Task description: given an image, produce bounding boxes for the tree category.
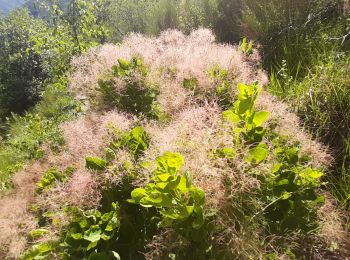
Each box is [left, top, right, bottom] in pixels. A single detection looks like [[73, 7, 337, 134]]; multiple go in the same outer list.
[[0, 9, 49, 120], [214, 0, 243, 42]]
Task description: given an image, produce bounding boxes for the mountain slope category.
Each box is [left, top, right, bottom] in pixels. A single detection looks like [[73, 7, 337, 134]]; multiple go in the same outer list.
[[0, 0, 25, 14]]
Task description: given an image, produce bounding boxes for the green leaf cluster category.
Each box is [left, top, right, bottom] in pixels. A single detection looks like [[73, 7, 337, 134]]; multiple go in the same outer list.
[[36, 167, 74, 194], [111, 126, 150, 159], [112, 57, 147, 78], [208, 65, 233, 108], [218, 82, 269, 165], [218, 82, 324, 234], [59, 203, 120, 259], [20, 241, 57, 260], [128, 152, 205, 229], [86, 156, 108, 171], [240, 37, 254, 56], [223, 82, 270, 145], [28, 228, 50, 240], [98, 57, 165, 119], [262, 139, 324, 232], [85, 126, 149, 175], [182, 77, 199, 91], [22, 203, 121, 260]]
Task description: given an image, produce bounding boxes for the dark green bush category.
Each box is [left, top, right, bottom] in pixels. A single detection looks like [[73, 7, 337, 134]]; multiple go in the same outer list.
[[98, 57, 165, 120], [0, 9, 49, 119], [208, 65, 235, 109]]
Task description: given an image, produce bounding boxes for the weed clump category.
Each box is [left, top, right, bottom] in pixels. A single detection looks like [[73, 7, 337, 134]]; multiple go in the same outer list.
[[97, 57, 166, 120], [36, 167, 74, 194]]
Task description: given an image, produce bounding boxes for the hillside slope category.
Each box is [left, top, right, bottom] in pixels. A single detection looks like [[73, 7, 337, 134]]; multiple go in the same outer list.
[[0, 29, 348, 259], [0, 0, 25, 14]]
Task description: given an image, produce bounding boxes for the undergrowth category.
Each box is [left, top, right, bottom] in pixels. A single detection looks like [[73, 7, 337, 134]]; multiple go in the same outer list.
[[268, 51, 350, 211], [97, 57, 166, 120], [21, 81, 331, 259], [0, 79, 80, 190]]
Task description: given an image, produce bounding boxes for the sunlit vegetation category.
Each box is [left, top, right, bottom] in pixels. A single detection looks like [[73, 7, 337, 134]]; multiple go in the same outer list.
[[0, 0, 349, 259]]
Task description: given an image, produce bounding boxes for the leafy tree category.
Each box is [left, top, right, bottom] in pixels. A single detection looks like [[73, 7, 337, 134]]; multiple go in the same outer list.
[[33, 0, 109, 53], [214, 0, 243, 42], [101, 0, 158, 42], [0, 9, 49, 120], [150, 0, 179, 33], [178, 0, 219, 34]]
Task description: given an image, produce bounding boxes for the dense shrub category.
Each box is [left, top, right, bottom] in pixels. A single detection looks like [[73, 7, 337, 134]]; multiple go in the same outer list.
[[269, 52, 350, 210], [23, 124, 206, 259], [222, 82, 324, 233], [0, 17, 348, 258], [240, 0, 350, 211], [98, 57, 165, 120], [0, 80, 80, 189], [0, 9, 49, 119], [21, 82, 332, 259]]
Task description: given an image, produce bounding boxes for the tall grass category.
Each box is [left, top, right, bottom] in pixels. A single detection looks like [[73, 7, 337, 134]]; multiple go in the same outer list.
[[239, 0, 350, 210]]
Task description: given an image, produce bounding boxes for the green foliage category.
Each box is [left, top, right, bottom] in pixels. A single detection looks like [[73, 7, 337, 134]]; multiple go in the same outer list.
[[28, 228, 50, 240], [36, 0, 109, 53], [212, 147, 236, 159], [241, 0, 346, 75], [36, 80, 81, 119], [22, 203, 121, 259], [84, 126, 149, 174], [20, 241, 58, 260], [4, 82, 79, 158], [60, 203, 120, 259], [0, 146, 23, 189], [3, 1, 349, 258], [7, 114, 62, 158], [260, 136, 325, 232], [99, 0, 158, 41], [239, 37, 253, 56], [177, 0, 219, 34], [246, 143, 268, 164], [241, 0, 349, 218], [223, 82, 270, 144], [36, 167, 74, 194], [208, 65, 235, 108], [0, 80, 80, 190], [86, 156, 108, 171], [98, 57, 165, 120], [128, 152, 206, 232], [112, 57, 147, 78], [111, 126, 150, 159], [0, 1, 101, 119], [182, 77, 199, 91], [150, 0, 179, 33], [220, 82, 323, 235], [0, 9, 49, 119], [268, 47, 350, 211]]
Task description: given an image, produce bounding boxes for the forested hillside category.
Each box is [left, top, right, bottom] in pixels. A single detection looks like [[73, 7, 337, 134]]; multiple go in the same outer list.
[[0, 1, 349, 259]]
